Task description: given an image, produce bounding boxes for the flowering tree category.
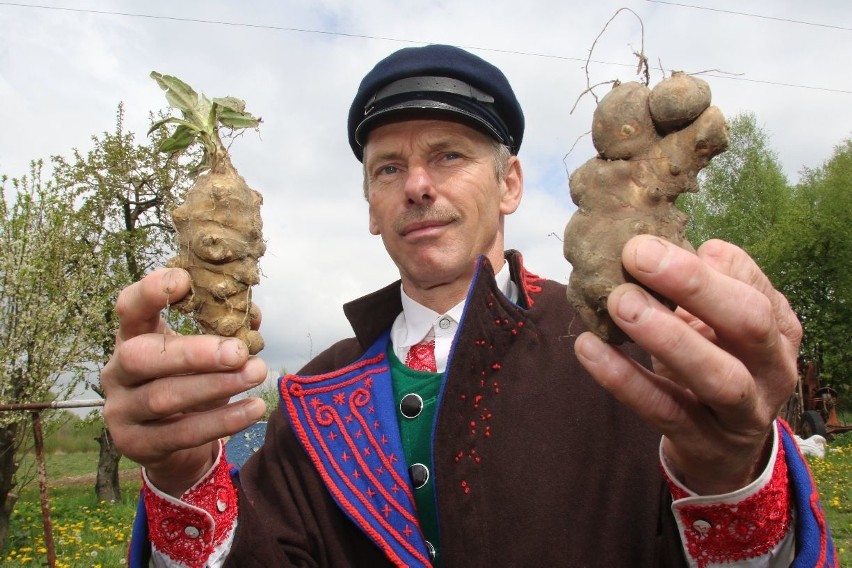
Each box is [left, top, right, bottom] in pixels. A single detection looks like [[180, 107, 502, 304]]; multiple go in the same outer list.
[[0, 162, 110, 551], [52, 104, 194, 503]]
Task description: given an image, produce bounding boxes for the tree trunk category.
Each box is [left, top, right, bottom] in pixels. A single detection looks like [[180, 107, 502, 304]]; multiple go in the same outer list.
[[0, 424, 20, 553], [0, 492, 18, 554], [95, 427, 122, 503]]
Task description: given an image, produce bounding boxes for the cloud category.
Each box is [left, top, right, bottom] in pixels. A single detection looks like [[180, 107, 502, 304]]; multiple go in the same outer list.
[[1, 0, 850, 377]]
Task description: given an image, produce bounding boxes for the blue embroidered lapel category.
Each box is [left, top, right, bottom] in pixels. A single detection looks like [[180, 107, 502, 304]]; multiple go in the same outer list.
[[279, 331, 431, 567]]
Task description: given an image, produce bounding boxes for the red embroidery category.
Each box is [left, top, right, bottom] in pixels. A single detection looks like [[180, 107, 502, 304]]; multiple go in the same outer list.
[[144, 441, 237, 567], [519, 263, 543, 307], [670, 439, 791, 568]]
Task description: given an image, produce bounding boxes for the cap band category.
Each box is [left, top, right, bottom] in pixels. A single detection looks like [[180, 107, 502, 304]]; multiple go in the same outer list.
[[356, 75, 511, 149], [365, 76, 495, 113]]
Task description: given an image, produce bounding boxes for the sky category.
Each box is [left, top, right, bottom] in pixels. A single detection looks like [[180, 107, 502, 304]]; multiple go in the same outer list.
[[1, 0, 850, 388]]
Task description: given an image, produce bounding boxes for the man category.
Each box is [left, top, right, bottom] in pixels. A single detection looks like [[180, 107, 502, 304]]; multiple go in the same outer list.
[[103, 45, 836, 567]]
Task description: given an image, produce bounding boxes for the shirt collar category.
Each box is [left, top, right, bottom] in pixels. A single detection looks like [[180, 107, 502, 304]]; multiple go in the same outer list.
[[397, 261, 517, 348]]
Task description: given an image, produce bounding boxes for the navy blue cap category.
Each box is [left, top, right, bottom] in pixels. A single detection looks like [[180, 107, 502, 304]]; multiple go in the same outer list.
[[348, 44, 524, 162]]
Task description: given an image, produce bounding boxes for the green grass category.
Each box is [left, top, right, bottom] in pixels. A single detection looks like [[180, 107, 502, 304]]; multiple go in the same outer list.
[[2, 453, 140, 568], [16, 452, 137, 484], [0, 434, 849, 566], [808, 431, 852, 565]]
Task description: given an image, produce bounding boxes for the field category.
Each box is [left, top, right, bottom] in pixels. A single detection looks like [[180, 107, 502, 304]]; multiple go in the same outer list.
[[0, 432, 850, 566], [1, 452, 140, 567]]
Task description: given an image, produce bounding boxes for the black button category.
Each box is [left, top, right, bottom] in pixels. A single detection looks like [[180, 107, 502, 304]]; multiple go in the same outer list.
[[400, 393, 423, 419], [409, 463, 429, 489]]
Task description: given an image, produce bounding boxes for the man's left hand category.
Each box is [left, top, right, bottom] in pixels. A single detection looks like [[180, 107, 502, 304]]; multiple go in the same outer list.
[[574, 234, 802, 495]]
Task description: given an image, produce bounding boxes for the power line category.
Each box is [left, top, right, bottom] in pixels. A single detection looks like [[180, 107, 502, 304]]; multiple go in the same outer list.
[[645, 0, 852, 32], [1, 1, 850, 95]]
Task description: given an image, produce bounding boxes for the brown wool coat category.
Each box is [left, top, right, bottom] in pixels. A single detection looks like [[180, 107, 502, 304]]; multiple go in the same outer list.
[[225, 252, 688, 567]]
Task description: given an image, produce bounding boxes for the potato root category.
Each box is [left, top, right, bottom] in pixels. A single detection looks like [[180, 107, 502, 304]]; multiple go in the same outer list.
[[150, 72, 266, 354], [563, 72, 729, 343]]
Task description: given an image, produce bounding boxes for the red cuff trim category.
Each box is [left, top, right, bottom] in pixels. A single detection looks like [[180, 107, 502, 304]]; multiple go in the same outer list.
[[667, 438, 791, 568], [144, 441, 237, 567]]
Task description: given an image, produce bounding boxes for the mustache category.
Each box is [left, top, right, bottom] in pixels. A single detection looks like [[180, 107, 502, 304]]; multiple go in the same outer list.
[[392, 205, 461, 233]]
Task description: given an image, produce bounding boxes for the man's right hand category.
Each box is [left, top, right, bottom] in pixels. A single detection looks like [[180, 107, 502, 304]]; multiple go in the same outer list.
[[101, 268, 268, 497]]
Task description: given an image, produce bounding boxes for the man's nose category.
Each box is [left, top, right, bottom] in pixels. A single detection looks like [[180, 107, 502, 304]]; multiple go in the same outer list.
[[404, 166, 436, 204]]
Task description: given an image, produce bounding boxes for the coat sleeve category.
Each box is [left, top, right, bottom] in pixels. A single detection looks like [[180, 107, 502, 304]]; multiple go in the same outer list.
[[662, 420, 838, 567]]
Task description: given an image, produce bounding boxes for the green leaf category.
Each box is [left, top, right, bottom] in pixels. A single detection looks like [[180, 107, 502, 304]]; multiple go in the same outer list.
[[158, 124, 197, 154], [218, 109, 262, 130], [213, 96, 247, 113], [198, 94, 214, 125], [150, 71, 200, 115], [147, 117, 177, 136]]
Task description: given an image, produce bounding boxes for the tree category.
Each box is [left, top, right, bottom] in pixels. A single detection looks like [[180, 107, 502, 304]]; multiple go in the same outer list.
[[679, 113, 852, 393], [52, 104, 195, 502], [0, 162, 110, 551], [679, 112, 791, 261], [761, 140, 852, 391]]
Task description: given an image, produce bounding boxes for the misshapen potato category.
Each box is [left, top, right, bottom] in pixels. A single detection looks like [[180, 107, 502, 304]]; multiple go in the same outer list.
[[168, 166, 265, 354], [563, 73, 729, 343]]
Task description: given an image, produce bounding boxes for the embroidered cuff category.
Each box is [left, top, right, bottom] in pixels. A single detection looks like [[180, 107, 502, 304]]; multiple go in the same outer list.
[[661, 422, 792, 567], [143, 440, 238, 568]]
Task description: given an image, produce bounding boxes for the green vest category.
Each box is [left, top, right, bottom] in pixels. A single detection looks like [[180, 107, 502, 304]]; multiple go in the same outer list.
[[388, 344, 443, 566]]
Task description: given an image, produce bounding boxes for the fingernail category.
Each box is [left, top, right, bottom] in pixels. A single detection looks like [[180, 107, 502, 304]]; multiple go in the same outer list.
[[228, 398, 265, 423], [616, 289, 651, 324], [219, 338, 247, 368], [634, 237, 670, 274], [575, 332, 606, 363], [243, 398, 266, 419], [161, 268, 183, 295]]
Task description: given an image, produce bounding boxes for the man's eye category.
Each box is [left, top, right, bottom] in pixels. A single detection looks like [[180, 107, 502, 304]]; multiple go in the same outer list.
[[380, 165, 398, 175], [443, 152, 461, 161]]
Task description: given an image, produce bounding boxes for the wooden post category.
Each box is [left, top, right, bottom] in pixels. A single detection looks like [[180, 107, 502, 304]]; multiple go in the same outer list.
[[31, 411, 56, 568], [0, 398, 104, 566]]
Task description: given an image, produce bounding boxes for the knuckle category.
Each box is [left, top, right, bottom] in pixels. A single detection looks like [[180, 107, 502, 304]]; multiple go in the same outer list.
[[712, 360, 752, 407], [163, 420, 206, 452], [738, 292, 775, 343], [146, 381, 178, 417]]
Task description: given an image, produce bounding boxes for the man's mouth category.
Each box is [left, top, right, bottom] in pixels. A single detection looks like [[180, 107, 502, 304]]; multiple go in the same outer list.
[[400, 219, 451, 236]]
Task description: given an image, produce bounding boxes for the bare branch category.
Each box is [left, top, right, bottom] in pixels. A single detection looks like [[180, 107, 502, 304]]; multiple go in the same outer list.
[[570, 81, 619, 115], [579, 8, 649, 106], [562, 130, 593, 177]]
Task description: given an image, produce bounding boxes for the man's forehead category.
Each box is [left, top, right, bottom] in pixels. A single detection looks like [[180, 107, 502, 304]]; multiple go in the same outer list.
[[363, 118, 493, 156]]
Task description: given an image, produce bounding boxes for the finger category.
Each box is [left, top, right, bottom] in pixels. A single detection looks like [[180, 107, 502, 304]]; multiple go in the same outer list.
[[574, 331, 694, 430], [622, 236, 783, 359], [606, 283, 758, 421], [697, 239, 802, 351], [622, 236, 800, 411], [647, 306, 715, 381], [113, 334, 253, 387], [117, 397, 267, 468], [115, 268, 191, 341], [127, 357, 267, 423], [104, 354, 266, 432]]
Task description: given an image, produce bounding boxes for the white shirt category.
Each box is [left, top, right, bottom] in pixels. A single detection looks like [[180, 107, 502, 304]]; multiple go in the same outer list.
[[390, 262, 518, 372]]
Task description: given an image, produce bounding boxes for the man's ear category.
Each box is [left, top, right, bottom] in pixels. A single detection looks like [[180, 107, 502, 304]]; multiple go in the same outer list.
[[368, 205, 381, 235], [499, 156, 523, 215]]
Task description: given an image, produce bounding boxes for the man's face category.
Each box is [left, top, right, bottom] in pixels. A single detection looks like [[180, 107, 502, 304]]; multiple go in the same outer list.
[[363, 119, 522, 309]]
